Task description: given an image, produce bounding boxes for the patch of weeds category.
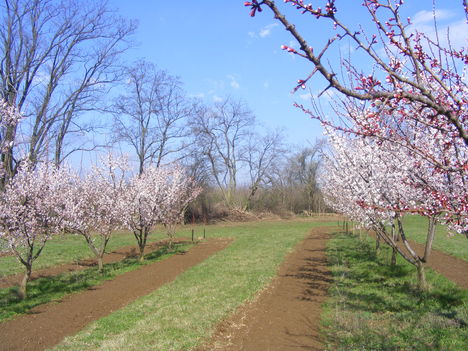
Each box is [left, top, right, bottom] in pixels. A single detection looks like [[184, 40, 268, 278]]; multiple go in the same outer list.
[[322, 232, 468, 351]]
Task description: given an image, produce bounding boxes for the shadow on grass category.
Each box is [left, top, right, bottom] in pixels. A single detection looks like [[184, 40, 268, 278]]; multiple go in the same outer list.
[[323, 232, 468, 351], [0, 243, 189, 322]]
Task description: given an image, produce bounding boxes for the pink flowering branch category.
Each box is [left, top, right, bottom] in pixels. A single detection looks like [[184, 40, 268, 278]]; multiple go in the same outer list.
[[246, 0, 468, 145]]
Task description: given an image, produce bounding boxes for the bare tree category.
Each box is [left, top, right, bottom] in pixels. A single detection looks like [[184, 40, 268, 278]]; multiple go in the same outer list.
[[243, 129, 285, 210], [287, 141, 325, 213], [111, 60, 191, 175], [0, 0, 135, 183], [192, 97, 255, 208]]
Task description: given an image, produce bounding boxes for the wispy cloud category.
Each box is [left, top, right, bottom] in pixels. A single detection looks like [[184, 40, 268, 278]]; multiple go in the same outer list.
[[259, 23, 279, 38], [227, 75, 240, 89], [299, 89, 336, 102], [188, 93, 205, 101], [411, 9, 455, 27], [299, 93, 313, 101], [213, 95, 223, 103], [248, 23, 279, 39], [408, 9, 466, 50]]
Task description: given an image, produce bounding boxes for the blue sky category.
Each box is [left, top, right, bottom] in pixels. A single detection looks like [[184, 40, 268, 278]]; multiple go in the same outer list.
[[107, 0, 467, 147]]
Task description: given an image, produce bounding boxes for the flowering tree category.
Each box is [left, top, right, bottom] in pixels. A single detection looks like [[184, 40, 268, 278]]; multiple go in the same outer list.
[[0, 163, 71, 299], [63, 154, 128, 272], [123, 165, 201, 261], [158, 165, 202, 245], [245, 0, 467, 234], [322, 129, 441, 289]]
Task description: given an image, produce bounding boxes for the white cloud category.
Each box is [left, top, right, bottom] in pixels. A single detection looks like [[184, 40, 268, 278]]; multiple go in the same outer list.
[[411, 9, 455, 27], [408, 9, 466, 50], [259, 23, 279, 38], [248, 23, 279, 39], [188, 92, 205, 99], [299, 93, 313, 101], [227, 75, 240, 89], [213, 95, 223, 103]]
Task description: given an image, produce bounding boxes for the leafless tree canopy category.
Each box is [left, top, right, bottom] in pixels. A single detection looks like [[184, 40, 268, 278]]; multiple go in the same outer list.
[[0, 0, 135, 184], [111, 60, 193, 175], [191, 97, 255, 208]]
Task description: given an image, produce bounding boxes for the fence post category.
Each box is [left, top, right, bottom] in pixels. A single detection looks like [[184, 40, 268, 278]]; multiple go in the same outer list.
[[191, 229, 194, 242]]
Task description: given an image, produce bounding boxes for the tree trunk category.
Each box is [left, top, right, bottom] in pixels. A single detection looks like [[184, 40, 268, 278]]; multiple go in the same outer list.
[[19, 264, 32, 300], [416, 261, 428, 291], [375, 234, 381, 256], [138, 227, 149, 262], [97, 256, 104, 272], [138, 242, 145, 262], [391, 219, 397, 266], [423, 217, 436, 263]]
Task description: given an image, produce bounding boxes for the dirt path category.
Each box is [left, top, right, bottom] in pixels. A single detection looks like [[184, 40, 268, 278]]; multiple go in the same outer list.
[[197, 226, 332, 351], [0, 239, 185, 289], [0, 238, 232, 351]]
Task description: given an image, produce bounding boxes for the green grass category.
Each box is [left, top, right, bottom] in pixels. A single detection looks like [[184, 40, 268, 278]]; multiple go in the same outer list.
[[0, 231, 166, 277], [49, 219, 333, 351], [322, 232, 468, 351], [401, 215, 468, 261], [0, 243, 191, 322]]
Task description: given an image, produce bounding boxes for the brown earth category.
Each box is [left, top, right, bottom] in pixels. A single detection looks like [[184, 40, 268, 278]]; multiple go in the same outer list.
[[1, 223, 466, 351], [197, 226, 333, 351], [0, 238, 232, 351], [0, 238, 184, 288], [419, 245, 468, 290]]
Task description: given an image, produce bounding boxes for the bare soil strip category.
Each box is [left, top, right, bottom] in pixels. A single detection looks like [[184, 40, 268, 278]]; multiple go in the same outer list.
[[0, 238, 186, 289], [0, 238, 232, 351], [197, 226, 332, 351]]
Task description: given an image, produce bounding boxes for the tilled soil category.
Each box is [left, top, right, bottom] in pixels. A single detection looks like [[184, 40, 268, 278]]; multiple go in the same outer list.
[[197, 226, 333, 351], [0, 239, 182, 288], [0, 238, 232, 351]]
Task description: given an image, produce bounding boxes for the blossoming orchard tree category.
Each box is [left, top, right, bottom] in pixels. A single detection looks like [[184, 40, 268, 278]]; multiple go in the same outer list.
[[159, 165, 203, 245], [322, 128, 443, 289], [245, 0, 467, 289], [0, 163, 71, 299], [123, 165, 201, 261], [245, 0, 467, 234], [63, 154, 128, 272]]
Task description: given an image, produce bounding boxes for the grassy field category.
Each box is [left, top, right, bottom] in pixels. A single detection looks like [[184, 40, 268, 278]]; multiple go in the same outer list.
[[48, 219, 333, 351], [0, 231, 167, 277], [401, 215, 468, 261], [0, 243, 192, 322], [322, 231, 468, 351]]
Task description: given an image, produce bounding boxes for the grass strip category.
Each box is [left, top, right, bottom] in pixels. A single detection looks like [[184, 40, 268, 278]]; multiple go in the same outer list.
[[50, 219, 333, 351], [0, 231, 166, 277], [0, 243, 192, 322], [322, 231, 468, 351]]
